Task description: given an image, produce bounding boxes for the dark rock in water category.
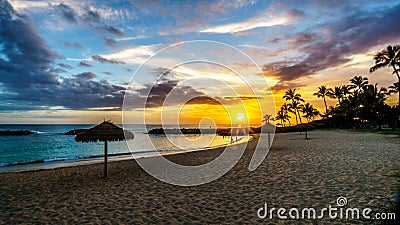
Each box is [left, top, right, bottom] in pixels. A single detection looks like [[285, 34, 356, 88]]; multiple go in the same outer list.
[[64, 129, 88, 135], [147, 128, 166, 134], [0, 130, 33, 136]]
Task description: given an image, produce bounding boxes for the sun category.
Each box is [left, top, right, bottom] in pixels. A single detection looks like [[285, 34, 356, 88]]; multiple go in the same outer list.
[[236, 113, 245, 121]]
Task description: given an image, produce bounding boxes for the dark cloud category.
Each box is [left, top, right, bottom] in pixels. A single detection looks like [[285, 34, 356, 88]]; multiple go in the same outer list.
[[78, 61, 93, 67], [91, 55, 125, 64], [0, 0, 60, 87], [271, 82, 306, 92], [263, 3, 400, 82], [54, 3, 78, 23], [285, 9, 305, 20], [185, 96, 223, 105], [13, 76, 125, 110], [125, 77, 254, 109], [138, 79, 180, 108], [104, 37, 119, 47], [103, 71, 113, 75], [84, 10, 101, 22], [49, 67, 67, 74], [125, 69, 249, 108], [224, 96, 262, 101], [58, 63, 73, 69], [52, 3, 124, 40], [0, 1, 125, 111], [128, 78, 205, 108], [151, 67, 171, 77], [4, 70, 125, 111], [75, 72, 96, 80], [63, 41, 83, 49], [267, 38, 281, 44], [185, 96, 251, 105], [288, 32, 320, 46], [103, 26, 124, 36]]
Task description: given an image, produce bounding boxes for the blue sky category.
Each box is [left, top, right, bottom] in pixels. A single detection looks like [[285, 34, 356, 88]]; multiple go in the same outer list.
[[0, 0, 400, 123]]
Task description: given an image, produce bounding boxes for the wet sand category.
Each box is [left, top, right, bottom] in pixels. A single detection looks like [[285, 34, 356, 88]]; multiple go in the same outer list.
[[1, 130, 399, 224]]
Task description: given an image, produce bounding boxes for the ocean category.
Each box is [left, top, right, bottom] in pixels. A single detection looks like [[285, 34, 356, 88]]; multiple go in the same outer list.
[[0, 124, 236, 168]]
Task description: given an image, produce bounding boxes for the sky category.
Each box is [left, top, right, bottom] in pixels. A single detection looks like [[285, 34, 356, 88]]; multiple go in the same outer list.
[[0, 0, 400, 124]]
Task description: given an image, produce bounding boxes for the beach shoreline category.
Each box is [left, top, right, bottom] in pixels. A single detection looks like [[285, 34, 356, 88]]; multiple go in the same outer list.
[[1, 130, 399, 224], [0, 135, 253, 174]]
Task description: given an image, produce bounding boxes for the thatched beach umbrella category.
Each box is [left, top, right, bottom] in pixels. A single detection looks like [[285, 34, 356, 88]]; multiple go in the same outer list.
[[75, 121, 134, 177], [295, 123, 316, 139]]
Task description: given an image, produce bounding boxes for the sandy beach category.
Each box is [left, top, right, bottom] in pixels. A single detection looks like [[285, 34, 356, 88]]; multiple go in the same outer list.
[[1, 130, 400, 224]]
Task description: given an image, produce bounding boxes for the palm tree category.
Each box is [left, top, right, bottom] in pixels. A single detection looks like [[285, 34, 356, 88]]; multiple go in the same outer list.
[[276, 104, 291, 127], [314, 85, 332, 127], [288, 101, 303, 124], [349, 76, 369, 93], [301, 103, 320, 122], [281, 103, 290, 113], [388, 82, 399, 95], [283, 89, 304, 124], [281, 103, 292, 126], [359, 84, 388, 128], [276, 110, 285, 127], [283, 89, 304, 103], [263, 114, 274, 124], [341, 85, 351, 100], [370, 45, 400, 128], [328, 86, 344, 104], [370, 45, 400, 77], [328, 86, 350, 128]]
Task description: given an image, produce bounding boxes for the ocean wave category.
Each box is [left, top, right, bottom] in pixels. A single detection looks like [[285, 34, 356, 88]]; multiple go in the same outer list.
[[31, 131, 64, 135], [44, 157, 72, 163], [31, 130, 45, 134]]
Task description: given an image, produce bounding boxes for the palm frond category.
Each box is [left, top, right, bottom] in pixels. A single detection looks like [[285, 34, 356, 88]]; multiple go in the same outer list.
[[370, 62, 389, 72]]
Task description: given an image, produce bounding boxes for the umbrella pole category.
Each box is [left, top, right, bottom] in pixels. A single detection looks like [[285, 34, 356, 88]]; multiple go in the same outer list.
[[104, 140, 108, 177]]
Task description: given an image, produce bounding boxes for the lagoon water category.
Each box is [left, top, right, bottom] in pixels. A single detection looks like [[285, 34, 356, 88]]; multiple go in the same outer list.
[[0, 124, 233, 167]]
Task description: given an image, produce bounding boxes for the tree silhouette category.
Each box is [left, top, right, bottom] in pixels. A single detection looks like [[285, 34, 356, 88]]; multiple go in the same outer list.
[[314, 85, 332, 128], [314, 76, 397, 128], [276, 103, 291, 127], [301, 103, 319, 122], [288, 101, 303, 125], [388, 82, 399, 95], [349, 76, 369, 93], [283, 89, 304, 125], [370, 45, 400, 128], [328, 86, 344, 104], [341, 85, 351, 100], [359, 84, 388, 128], [278, 74, 398, 130], [263, 114, 274, 124]]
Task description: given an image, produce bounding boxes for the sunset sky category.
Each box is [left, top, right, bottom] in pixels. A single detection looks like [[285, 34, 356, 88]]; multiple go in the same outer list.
[[1, 0, 400, 124]]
